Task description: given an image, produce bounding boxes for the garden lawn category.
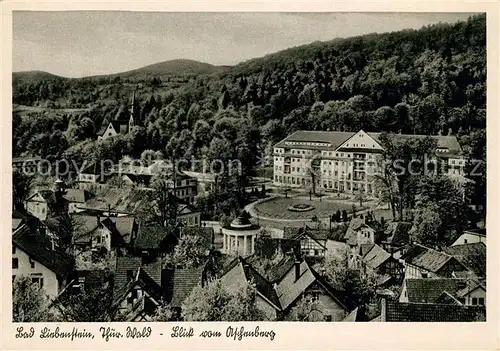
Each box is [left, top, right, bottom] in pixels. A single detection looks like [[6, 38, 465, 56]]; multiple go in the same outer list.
[[253, 197, 363, 220]]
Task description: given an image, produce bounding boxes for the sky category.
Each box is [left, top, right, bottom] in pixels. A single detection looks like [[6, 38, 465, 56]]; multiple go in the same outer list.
[[13, 12, 477, 78]]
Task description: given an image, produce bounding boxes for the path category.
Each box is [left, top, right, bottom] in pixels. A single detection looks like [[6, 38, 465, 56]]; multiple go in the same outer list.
[[244, 193, 385, 227]]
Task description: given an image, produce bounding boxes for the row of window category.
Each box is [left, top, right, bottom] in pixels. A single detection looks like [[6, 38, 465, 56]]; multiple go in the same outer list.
[[12, 256, 36, 269], [274, 175, 372, 192], [284, 141, 329, 147], [471, 297, 485, 305], [274, 148, 314, 155]]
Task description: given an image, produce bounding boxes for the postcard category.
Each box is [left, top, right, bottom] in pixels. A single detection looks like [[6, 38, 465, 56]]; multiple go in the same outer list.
[[1, 1, 498, 350]]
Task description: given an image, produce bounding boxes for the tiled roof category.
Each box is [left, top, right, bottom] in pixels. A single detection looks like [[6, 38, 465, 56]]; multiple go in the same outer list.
[[86, 187, 197, 219], [274, 131, 354, 150], [456, 278, 486, 297], [221, 257, 281, 310], [383, 221, 412, 245], [142, 260, 162, 286], [275, 260, 316, 310], [443, 243, 486, 278], [283, 227, 328, 247], [243, 261, 282, 309], [384, 301, 485, 322], [274, 130, 463, 156], [435, 291, 463, 305], [112, 268, 164, 308], [12, 223, 73, 277], [362, 244, 391, 270], [359, 243, 374, 257], [221, 256, 347, 313], [401, 244, 456, 273], [113, 256, 142, 299], [134, 225, 174, 250], [102, 216, 136, 245], [73, 214, 101, 235], [404, 278, 464, 303], [62, 189, 89, 203], [266, 256, 296, 283], [170, 266, 204, 308]]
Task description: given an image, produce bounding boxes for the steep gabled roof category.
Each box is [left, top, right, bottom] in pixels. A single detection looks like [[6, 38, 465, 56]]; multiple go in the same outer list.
[[169, 266, 204, 308], [435, 290, 463, 305], [402, 244, 462, 273], [284, 226, 329, 242], [267, 256, 297, 283], [274, 131, 463, 156], [362, 244, 391, 270], [456, 278, 486, 297], [275, 259, 347, 312], [274, 131, 355, 150], [383, 221, 412, 245], [12, 223, 73, 277], [134, 225, 175, 250], [404, 278, 464, 303], [443, 243, 486, 278], [221, 257, 282, 311], [102, 216, 136, 245]]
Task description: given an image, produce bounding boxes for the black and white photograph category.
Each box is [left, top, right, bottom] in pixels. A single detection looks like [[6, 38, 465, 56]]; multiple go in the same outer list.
[[10, 10, 488, 325]]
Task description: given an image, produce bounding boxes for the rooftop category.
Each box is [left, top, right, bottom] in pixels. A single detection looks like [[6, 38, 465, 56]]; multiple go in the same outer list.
[[361, 244, 391, 270], [404, 278, 465, 303], [274, 130, 463, 156], [169, 266, 205, 308], [384, 301, 485, 322], [401, 244, 462, 273], [13, 223, 73, 277], [443, 242, 486, 278]]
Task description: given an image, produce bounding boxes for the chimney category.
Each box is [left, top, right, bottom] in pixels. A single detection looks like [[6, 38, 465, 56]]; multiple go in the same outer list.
[[294, 260, 301, 282], [380, 298, 387, 322]]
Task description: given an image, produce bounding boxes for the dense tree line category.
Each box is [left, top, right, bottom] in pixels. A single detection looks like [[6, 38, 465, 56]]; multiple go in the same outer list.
[[12, 15, 486, 216]]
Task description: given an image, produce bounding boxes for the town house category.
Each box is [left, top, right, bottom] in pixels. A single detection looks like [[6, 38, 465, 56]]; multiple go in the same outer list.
[[12, 217, 74, 300]]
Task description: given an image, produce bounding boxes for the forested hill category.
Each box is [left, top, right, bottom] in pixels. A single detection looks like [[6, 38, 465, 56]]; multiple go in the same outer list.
[[13, 14, 485, 173]]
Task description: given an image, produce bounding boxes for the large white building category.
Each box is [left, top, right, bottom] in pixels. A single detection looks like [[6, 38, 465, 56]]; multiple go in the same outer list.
[[273, 129, 465, 196]]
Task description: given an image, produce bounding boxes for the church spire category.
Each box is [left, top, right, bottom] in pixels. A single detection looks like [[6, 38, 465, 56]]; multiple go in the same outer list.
[[129, 86, 137, 130]]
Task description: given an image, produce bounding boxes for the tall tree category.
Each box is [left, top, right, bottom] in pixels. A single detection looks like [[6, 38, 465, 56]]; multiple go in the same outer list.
[[12, 276, 51, 322], [377, 133, 437, 220], [13, 169, 33, 212], [181, 279, 268, 321]]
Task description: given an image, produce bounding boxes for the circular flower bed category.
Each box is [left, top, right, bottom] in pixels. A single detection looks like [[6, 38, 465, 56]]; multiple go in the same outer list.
[[287, 203, 315, 212]]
